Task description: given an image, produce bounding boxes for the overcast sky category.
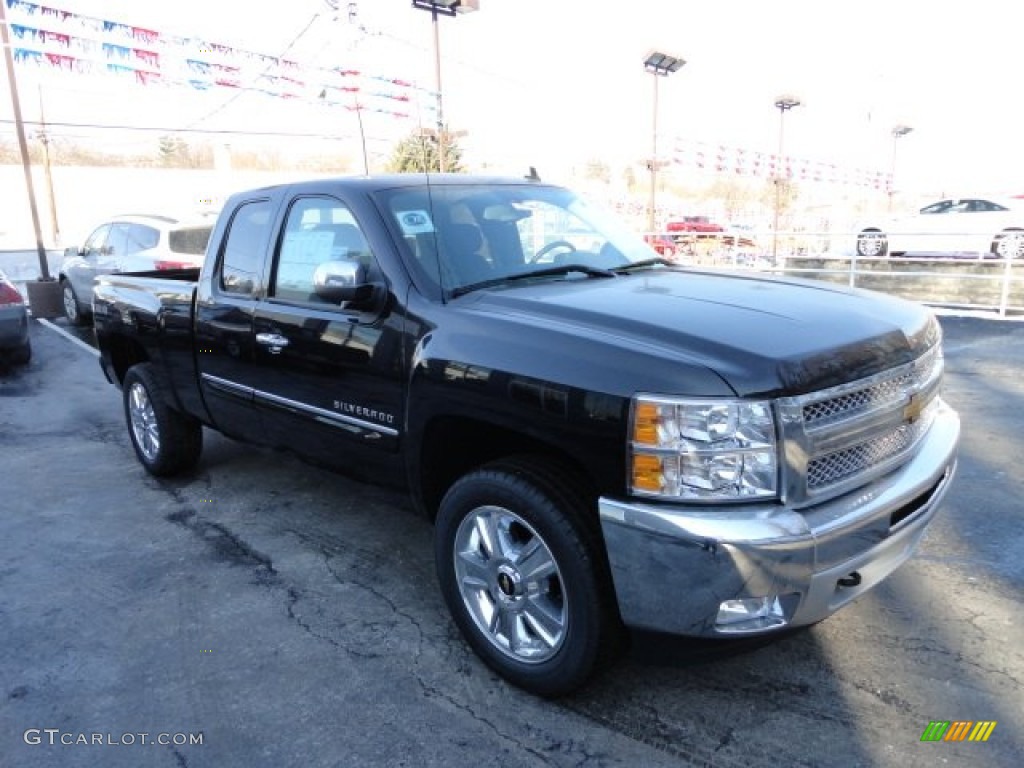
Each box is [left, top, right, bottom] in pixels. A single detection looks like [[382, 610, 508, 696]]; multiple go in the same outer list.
[[4, 0, 1023, 194]]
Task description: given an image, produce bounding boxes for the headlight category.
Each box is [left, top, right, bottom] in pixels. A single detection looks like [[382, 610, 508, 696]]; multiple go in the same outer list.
[[630, 395, 778, 501]]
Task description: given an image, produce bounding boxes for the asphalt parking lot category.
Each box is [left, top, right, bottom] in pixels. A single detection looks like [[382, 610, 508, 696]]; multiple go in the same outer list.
[[1, 313, 1021, 768]]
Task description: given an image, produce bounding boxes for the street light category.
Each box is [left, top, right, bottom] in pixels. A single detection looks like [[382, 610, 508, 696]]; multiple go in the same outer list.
[[412, 0, 479, 172], [643, 50, 686, 234], [772, 94, 801, 261], [889, 124, 913, 212]]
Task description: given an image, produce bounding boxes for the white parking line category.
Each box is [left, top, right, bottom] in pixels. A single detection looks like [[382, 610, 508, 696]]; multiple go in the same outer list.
[[37, 318, 100, 358]]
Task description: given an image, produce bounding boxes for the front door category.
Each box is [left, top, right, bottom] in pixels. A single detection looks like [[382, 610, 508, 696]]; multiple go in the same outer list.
[[250, 194, 405, 479]]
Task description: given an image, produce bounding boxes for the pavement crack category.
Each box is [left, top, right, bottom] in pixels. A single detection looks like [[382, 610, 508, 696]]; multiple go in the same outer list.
[[165, 509, 277, 583], [714, 726, 735, 752], [418, 681, 557, 766]]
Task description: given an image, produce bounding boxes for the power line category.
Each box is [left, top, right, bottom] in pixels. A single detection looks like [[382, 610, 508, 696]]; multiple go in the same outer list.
[[0, 117, 393, 143], [184, 12, 322, 129]]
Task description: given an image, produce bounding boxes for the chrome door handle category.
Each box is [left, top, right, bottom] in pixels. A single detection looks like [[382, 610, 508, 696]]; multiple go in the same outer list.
[[256, 333, 290, 354]]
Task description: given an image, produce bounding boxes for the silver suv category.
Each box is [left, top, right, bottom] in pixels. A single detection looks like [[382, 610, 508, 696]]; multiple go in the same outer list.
[[59, 214, 213, 325]]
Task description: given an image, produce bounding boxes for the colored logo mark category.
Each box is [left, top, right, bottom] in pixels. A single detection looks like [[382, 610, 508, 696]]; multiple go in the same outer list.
[[921, 721, 997, 742]]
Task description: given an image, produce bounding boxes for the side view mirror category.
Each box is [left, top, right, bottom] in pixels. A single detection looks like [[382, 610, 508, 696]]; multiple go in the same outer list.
[[312, 260, 383, 310]]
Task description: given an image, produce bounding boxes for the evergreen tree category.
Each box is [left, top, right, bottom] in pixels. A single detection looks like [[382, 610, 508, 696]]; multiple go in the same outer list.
[[387, 128, 465, 173]]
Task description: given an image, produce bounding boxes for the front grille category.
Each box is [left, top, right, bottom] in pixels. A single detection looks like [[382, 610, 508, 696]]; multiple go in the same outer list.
[[778, 344, 944, 503], [802, 345, 939, 429], [806, 402, 936, 489]]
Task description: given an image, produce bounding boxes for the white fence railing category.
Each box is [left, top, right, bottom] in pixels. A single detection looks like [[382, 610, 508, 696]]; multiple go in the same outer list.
[[647, 229, 1024, 318]]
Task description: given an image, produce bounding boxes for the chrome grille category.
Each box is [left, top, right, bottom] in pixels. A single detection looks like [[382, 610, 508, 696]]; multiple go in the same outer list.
[[802, 345, 939, 429], [777, 342, 945, 504], [806, 403, 936, 489]]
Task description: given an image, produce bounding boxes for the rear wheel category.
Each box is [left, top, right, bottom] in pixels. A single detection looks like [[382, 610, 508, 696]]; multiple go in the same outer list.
[[123, 363, 202, 476], [10, 339, 31, 365], [992, 229, 1024, 259], [856, 230, 888, 258], [61, 279, 89, 326], [435, 456, 621, 697]]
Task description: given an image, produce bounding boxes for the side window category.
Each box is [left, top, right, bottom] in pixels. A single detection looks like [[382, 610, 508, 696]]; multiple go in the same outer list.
[[105, 224, 131, 257], [220, 200, 273, 297], [125, 224, 160, 253], [83, 224, 111, 256], [271, 197, 372, 305]]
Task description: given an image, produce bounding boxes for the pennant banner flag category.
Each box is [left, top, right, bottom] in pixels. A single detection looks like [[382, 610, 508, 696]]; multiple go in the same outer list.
[[4, 0, 436, 120], [669, 138, 893, 191]]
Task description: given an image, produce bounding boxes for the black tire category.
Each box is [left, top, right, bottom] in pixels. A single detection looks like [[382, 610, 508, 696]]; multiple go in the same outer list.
[[122, 363, 202, 476], [856, 230, 888, 258], [435, 456, 621, 697], [61, 279, 90, 326], [10, 339, 31, 365], [991, 230, 1024, 260]]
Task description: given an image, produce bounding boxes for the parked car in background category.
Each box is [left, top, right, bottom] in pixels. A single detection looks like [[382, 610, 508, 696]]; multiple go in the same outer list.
[[855, 197, 1024, 259], [59, 214, 214, 325], [666, 215, 725, 236], [643, 232, 678, 259], [0, 268, 31, 365]]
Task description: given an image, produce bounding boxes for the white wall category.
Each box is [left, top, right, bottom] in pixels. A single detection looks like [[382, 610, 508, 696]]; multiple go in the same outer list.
[[0, 165, 336, 249]]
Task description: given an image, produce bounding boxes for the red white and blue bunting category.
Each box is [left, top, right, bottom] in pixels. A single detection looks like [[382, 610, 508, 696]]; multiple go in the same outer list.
[[3, 0, 434, 119], [670, 139, 892, 191]]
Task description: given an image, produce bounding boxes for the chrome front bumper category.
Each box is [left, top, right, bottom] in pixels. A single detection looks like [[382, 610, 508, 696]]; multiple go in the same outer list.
[[599, 401, 960, 637]]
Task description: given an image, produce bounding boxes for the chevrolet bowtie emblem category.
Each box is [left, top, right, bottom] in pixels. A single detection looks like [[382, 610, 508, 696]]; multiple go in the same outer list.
[[904, 392, 926, 423]]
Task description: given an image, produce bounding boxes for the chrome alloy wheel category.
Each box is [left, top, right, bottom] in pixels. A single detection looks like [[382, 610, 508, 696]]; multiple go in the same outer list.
[[856, 231, 887, 257], [453, 505, 567, 663], [62, 283, 78, 321], [128, 381, 160, 462], [995, 231, 1024, 259]]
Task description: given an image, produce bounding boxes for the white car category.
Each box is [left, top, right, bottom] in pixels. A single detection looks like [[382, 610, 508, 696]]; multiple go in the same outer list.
[[855, 197, 1024, 259], [59, 214, 214, 325]]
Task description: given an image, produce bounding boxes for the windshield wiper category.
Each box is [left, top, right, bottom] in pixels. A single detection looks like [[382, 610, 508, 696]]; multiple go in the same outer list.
[[613, 257, 674, 273], [451, 263, 616, 297]]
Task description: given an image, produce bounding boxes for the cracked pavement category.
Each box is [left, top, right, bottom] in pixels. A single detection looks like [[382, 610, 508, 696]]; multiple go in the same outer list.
[[0, 314, 1021, 767]]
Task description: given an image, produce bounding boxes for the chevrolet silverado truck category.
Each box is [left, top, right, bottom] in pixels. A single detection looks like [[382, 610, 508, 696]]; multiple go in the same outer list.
[[93, 174, 960, 696]]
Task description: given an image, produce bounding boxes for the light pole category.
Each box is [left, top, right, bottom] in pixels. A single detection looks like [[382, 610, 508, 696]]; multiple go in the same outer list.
[[643, 50, 685, 234], [772, 94, 801, 261], [889, 124, 913, 212], [411, 0, 478, 172]]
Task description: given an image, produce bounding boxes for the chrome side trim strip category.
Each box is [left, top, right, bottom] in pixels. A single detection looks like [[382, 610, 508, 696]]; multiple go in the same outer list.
[[254, 388, 399, 437], [201, 372, 253, 399]]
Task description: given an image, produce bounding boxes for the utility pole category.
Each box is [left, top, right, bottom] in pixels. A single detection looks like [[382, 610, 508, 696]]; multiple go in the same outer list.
[[38, 87, 60, 245], [1, 0, 50, 279]]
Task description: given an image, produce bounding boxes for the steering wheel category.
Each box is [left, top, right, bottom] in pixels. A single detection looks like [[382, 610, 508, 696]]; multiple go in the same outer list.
[[530, 240, 577, 263]]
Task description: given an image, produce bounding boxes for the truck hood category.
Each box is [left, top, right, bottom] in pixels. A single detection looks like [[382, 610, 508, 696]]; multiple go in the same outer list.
[[456, 269, 939, 397]]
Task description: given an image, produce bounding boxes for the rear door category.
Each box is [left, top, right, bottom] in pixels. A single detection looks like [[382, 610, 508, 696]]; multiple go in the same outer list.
[[249, 193, 405, 473], [194, 197, 278, 443]]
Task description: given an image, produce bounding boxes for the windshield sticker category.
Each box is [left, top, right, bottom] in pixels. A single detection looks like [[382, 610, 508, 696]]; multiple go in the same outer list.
[[396, 210, 435, 235]]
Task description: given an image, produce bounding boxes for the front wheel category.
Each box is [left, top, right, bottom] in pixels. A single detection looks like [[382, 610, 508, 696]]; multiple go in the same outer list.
[[123, 363, 202, 476], [856, 230, 888, 258], [435, 457, 621, 697]]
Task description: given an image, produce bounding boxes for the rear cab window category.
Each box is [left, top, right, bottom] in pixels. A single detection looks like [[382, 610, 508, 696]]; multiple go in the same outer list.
[[218, 200, 274, 297]]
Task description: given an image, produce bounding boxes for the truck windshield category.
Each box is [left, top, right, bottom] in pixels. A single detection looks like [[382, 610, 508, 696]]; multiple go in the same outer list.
[[375, 183, 659, 296]]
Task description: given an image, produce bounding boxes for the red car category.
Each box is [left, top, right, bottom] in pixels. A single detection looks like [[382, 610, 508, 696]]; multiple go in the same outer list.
[[643, 233, 677, 258], [666, 216, 725, 235], [0, 269, 31, 365]]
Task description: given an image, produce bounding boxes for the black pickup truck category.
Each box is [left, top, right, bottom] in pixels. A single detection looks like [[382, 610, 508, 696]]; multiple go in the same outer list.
[[94, 174, 960, 696]]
